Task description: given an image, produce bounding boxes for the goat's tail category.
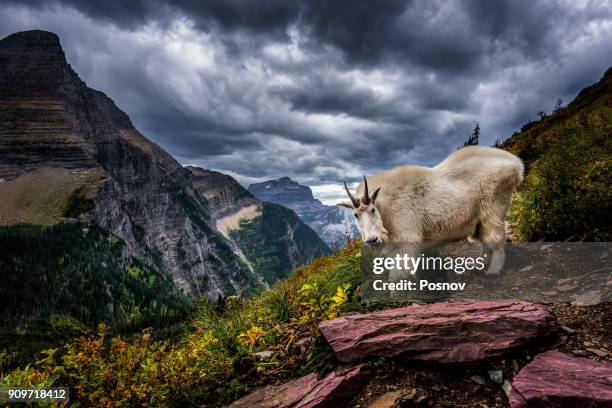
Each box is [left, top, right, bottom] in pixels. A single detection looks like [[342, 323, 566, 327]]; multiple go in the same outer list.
[[510, 155, 525, 187]]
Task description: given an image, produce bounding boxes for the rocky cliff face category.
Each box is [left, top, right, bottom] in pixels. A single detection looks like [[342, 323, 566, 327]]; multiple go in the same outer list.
[[248, 177, 359, 248], [188, 167, 259, 219], [189, 168, 330, 284], [0, 30, 256, 299]]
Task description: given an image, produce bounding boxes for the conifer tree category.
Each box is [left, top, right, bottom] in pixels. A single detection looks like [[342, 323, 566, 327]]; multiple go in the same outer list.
[[463, 122, 480, 146]]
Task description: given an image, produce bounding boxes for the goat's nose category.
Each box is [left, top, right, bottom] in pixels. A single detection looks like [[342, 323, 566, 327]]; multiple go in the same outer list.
[[365, 237, 380, 244]]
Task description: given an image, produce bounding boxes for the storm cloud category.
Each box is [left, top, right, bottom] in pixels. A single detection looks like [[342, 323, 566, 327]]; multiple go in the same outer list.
[[2, 0, 611, 203]]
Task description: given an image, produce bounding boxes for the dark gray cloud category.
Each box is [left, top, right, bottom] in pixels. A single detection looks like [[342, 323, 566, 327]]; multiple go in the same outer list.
[[1, 0, 612, 202]]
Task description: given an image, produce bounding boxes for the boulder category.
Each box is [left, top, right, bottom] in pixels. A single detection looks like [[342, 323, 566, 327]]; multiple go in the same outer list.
[[509, 350, 612, 407], [228, 364, 370, 408], [318, 301, 558, 363]]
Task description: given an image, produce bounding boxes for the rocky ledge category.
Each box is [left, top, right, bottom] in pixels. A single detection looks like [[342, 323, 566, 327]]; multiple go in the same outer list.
[[319, 301, 559, 363], [509, 350, 612, 407], [228, 364, 370, 408]]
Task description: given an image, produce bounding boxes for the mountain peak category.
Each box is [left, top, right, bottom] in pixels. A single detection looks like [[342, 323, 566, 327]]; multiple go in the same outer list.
[[248, 177, 359, 247], [1, 30, 60, 46], [0, 30, 65, 62], [249, 177, 315, 203], [0, 29, 77, 97], [0, 29, 261, 299]]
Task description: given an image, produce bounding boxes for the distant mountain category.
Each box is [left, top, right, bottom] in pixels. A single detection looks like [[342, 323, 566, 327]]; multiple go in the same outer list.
[[0, 30, 255, 301], [0, 30, 329, 355], [188, 168, 330, 284], [248, 177, 359, 248]]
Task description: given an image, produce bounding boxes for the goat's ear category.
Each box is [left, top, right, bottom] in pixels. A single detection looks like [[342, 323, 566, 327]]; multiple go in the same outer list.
[[371, 187, 381, 203], [337, 202, 354, 209]]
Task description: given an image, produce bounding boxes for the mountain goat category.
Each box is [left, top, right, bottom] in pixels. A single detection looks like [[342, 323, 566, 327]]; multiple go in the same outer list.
[[340, 146, 524, 275]]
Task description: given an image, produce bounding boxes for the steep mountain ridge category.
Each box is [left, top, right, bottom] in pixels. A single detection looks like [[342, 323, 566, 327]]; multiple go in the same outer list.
[[0, 30, 255, 300], [248, 177, 359, 248], [188, 167, 259, 219], [503, 67, 612, 169], [502, 67, 611, 241], [188, 167, 330, 284]]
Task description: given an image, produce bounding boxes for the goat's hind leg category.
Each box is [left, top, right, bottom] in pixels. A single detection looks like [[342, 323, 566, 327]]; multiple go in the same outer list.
[[479, 175, 515, 275], [467, 222, 487, 260], [480, 219, 507, 275], [485, 243, 505, 275]]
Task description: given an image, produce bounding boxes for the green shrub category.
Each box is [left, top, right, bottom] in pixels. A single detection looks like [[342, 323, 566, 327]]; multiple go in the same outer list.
[[62, 187, 95, 218], [510, 125, 611, 241]]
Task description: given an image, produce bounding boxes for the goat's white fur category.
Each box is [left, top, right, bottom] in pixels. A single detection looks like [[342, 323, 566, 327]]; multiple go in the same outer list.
[[354, 146, 524, 276]]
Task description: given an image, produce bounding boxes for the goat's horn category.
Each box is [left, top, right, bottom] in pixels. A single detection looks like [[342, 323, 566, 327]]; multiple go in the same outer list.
[[362, 176, 370, 205], [344, 182, 360, 208]]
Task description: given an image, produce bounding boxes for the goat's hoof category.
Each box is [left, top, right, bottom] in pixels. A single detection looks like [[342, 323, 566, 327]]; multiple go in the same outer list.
[[484, 268, 503, 276]]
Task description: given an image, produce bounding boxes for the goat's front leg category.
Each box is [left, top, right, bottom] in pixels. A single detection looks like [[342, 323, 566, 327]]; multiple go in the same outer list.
[[386, 242, 421, 282]]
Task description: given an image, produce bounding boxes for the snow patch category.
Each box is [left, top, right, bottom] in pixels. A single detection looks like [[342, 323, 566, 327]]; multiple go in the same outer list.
[[215, 204, 261, 238]]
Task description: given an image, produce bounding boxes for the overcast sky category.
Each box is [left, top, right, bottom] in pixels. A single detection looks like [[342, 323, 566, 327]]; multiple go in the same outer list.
[[2, 0, 612, 203]]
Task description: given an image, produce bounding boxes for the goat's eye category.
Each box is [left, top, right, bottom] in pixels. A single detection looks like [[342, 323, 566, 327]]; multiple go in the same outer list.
[[354, 213, 359, 219], [371, 208, 375, 214]]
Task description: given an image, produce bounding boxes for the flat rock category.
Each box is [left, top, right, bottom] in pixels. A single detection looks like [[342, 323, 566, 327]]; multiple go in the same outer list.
[[556, 283, 578, 292], [318, 301, 558, 364], [470, 375, 486, 385], [502, 380, 512, 397], [368, 390, 402, 408], [228, 364, 370, 408], [488, 370, 503, 384], [510, 350, 612, 407], [571, 289, 602, 306], [253, 350, 273, 361]]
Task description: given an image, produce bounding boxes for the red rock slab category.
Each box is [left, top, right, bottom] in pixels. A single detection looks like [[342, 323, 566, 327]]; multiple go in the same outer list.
[[228, 364, 370, 408], [318, 301, 558, 363], [510, 350, 612, 407]]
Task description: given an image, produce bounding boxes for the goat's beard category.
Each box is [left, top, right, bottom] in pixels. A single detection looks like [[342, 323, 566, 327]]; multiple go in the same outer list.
[[379, 226, 390, 243]]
